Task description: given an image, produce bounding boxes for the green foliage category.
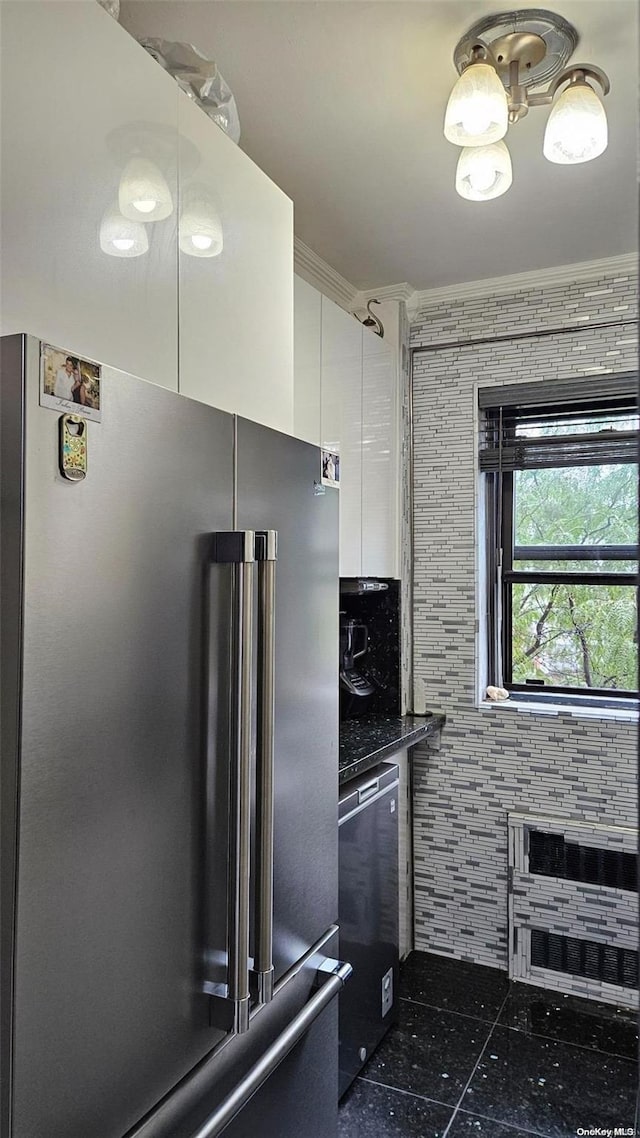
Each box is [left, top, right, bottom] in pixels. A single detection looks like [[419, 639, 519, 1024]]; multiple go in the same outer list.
[[510, 464, 638, 692]]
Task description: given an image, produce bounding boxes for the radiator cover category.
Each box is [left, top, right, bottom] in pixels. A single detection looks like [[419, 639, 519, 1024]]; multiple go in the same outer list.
[[508, 814, 638, 1009]]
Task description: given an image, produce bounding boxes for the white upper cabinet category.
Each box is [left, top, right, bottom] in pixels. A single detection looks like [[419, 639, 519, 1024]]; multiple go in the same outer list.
[[0, 0, 179, 391], [362, 332, 398, 577], [293, 276, 322, 446], [177, 92, 293, 433], [320, 299, 363, 578], [293, 278, 400, 578], [0, 0, 294, 432]]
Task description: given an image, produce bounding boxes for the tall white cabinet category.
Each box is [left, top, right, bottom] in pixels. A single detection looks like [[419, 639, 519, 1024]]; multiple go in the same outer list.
[[320, 300, 363, 577], [293, 276, 399, 578], [177, 91, 293, 432], [362, 331, 398, 577], [0, 0, 293, 434], [293, 276, 322, 446]]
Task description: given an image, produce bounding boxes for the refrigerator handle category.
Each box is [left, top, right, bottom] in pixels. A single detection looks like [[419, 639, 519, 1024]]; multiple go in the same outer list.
[[190, 957, 352, 1138], [208, 531, 255, 1036], [253, 530, 277, 1005]]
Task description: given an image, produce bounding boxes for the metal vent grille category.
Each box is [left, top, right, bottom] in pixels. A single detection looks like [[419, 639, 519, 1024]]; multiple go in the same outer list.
[[531, 929, 639, 989], [528, 830, 638, 892]]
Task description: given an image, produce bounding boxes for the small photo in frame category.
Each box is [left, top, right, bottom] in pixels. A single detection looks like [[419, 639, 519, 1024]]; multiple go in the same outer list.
[[40, 343, 102, 423], [321, 449, 340, 488]]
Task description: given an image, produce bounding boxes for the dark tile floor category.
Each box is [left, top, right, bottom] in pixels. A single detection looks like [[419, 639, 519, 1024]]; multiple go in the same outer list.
[[338, 950, 638, 1138]]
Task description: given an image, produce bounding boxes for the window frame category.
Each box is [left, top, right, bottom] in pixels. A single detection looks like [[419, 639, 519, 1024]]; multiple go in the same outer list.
[[482, 385, 639, 705]]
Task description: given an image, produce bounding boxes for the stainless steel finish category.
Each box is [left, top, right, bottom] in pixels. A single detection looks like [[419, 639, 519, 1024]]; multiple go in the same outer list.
[[254, 529, 277, 1006], [381, 966, 394, 1017], [0, 334, 26, 1138], [127, 925, 341, 1138], [545, 62, 610, 99], [491, 31, 547, 74], [7, 337, 236, 1138], [190, 955, 352, 1138], [232, 417, 238, 530], [358, 776, 381, 805], [236, 419, 339, 986], [4, 342, 341, 1138], [272, 923, 340, 995], [450, 10, 609, 134], [209, 532, 255, 1035], [453, 10, 578, 89], [338, 778, 399, 827], [339, 762, 400, 1098]]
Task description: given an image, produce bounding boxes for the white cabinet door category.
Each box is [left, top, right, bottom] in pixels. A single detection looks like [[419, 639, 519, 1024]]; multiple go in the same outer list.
[[293, 276, 322, 445], [320, 298, 362, 577], [177, 92, 294, 433], [362, 330, 398, 577], [0, 0, 179, 391]]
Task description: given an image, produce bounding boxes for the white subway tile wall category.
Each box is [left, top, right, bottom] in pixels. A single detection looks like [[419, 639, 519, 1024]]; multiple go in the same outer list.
[[409, 270, 638, 982]]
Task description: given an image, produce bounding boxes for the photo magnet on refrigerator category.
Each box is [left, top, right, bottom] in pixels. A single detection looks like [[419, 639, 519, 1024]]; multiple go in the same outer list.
[[40, 342, 102, 423], [321, 449, 340, 488]]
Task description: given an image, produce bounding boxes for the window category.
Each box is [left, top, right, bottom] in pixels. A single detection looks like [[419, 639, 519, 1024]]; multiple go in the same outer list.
[[479, 376, 639, 705]]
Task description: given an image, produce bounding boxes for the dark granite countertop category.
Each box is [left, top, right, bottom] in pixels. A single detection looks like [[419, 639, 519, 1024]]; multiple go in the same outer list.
[[339, 712, 445, 784]]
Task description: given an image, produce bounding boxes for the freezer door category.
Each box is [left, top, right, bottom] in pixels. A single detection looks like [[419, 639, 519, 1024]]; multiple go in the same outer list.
[[8, 338, 236, 1138], [235, 418, 339, 981]]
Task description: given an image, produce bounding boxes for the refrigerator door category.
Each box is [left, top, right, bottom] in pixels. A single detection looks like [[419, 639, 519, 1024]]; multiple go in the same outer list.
[[235, 417, 339, 982], [6, 337, 237, 1138], [127, 929, 344, 1138]]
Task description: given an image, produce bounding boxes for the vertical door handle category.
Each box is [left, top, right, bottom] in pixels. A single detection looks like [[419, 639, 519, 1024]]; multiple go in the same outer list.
[[253, 530, 277, 1004], [208, 531, 255, 1035]]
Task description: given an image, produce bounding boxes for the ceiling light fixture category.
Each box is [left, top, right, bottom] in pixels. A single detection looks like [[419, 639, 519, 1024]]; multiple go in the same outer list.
[[444, 9, 610, 200], [455, 141, 513, 201]]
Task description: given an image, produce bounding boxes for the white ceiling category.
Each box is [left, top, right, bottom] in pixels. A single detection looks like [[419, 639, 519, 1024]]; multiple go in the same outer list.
[[120, 0, 638, 292]]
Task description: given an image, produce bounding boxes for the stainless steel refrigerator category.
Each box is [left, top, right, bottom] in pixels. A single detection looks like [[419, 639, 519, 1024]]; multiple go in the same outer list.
[[1, 333, 348, 1138]]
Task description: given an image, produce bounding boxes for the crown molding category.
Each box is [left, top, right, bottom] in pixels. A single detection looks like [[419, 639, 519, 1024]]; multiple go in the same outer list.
[[354, 281, 415, 307], [293, 237, 358, 310], [293, 245, 637, 322], [405, 252, 638, 319]]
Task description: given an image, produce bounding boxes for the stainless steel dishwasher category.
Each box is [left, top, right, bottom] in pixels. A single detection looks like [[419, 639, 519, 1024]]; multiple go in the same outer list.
[[338, 761, 399, 1098]]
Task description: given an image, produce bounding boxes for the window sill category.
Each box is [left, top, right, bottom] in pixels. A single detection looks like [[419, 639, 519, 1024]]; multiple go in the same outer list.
[[478, 698, 638, 722]]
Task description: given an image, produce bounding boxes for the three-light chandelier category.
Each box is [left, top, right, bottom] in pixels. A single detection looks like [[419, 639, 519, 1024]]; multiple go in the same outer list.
[[444, 9, 610, 201]]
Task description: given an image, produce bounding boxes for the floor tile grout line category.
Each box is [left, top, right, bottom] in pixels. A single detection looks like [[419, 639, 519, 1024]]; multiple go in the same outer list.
[[399, 994, 501, 1027], [496, 1020, 638, 1065], [440, 989, 511, 1138], [453, 1104, 554, 1138], [356, 1074, 457, 1111], [400, 992, 638, 1063]]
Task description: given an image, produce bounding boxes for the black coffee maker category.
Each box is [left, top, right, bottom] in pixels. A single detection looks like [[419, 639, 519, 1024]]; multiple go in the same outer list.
[[340, 614, 375, 715]]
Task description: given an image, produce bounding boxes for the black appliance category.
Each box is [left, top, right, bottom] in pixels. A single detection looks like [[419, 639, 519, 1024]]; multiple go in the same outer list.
[[338, 762, 400, 1097], [338, 579, 401, 720], [340, 615, 376, 713]]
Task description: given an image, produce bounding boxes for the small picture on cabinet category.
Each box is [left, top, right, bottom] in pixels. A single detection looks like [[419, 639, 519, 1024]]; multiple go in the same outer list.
[[40, 343, 102, 423], [321, 450, 340, 488]]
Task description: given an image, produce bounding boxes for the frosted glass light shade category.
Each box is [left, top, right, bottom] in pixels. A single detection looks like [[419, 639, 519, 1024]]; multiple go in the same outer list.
[[444, 62, 508, 146], [543, 81, 608, 164], [118, 156, 173, 221], [455, 141, 512, 201], [179, 185, 223, 258], [99, 204, 149, 257]]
